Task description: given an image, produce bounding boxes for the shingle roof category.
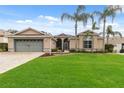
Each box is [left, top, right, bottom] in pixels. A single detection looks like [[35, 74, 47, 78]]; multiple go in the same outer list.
[[14, 27, 52, 36], [78, 30, 99, 36], [108, 37, 124, 45], [55, 33, 73, 37]]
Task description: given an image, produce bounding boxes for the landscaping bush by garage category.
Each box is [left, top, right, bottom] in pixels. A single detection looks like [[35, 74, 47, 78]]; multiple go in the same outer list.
[[0, 43, 8, 52]]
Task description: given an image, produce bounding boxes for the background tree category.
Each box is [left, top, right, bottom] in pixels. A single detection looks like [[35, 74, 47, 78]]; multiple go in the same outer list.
[[95, 5, 122, 52], [7, 29, 18, 34], [106, 25, 122, 44], [61, 5, 87, 50]]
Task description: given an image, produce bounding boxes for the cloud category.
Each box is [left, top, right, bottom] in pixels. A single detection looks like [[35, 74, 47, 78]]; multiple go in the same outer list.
[[38, 15, 59, 22], [16, 20, 32, 23], [44, 16, 59, 22]]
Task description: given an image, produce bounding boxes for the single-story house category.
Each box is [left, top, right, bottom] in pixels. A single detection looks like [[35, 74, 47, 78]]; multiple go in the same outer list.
[[7, 28, 104, 52], [8, 28, 56, 52]]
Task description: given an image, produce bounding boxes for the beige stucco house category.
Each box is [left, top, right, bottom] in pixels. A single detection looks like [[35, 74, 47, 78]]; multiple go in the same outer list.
[[7, 28, 103, 52], [8, 28, 56, 52]]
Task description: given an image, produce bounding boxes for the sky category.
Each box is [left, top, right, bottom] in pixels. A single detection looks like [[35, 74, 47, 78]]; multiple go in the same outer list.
[[0, 5, 123, 35]]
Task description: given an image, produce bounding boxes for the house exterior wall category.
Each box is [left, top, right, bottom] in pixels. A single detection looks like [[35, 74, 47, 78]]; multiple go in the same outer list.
[[78, 36, 83, 49], [93, 36, 98, 49], [43, 38, 50, 52], [43, 38, 56, 52], [69, 39, 79, 49], [69, 35, 103, 51], [97, 39, 103, 50], [70, 39, 76, 49], [8, 37, 14, 52], [51, 39, 56, 49]]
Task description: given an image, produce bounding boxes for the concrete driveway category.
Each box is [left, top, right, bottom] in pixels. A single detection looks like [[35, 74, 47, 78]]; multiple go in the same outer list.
[[0, 52, 44, 73]]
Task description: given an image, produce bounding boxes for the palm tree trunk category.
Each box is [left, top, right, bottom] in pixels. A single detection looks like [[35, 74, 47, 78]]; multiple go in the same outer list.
[[75, 21, 78, 51], [103, 18, 106, 52], [106, 34, 109, 45], [91, 29, 94, 53]]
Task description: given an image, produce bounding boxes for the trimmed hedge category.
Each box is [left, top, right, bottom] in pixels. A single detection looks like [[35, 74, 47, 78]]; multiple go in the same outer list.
[[0, 43, 8, 52]]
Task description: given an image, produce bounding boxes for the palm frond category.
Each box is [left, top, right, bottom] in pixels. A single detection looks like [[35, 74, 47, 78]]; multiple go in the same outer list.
[[80, 13, 91, 27], [113, 31, 122, 38], [61, 13, 75, 22], [76, 5, 85, 14]]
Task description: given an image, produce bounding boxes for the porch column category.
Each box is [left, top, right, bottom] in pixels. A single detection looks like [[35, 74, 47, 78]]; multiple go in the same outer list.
[[61, 38, 64, 52]]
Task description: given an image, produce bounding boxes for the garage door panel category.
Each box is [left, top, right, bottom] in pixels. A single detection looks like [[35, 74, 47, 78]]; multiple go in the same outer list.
[[15, 39, 43, 52]]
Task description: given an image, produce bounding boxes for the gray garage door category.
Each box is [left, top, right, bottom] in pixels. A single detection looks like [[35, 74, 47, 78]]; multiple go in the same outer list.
[[15, 39, 43, 52]]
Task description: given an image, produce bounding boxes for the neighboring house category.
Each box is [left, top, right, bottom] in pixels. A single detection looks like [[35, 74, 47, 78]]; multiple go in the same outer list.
[[0, 29, 11, 43], [108, 37, 124, 53], [8, 28, 56, 52]]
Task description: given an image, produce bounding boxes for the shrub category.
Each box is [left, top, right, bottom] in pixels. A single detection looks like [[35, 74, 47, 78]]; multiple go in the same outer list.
[[0, 43, 8, 52], [51, 48, 58, 52], [120, 49, 124, 53], [41, 53, 54, 57], [69, 49, 76, 52], [105, 44, 114, 53]]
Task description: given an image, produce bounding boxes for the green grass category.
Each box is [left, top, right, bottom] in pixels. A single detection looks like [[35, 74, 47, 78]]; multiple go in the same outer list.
[[0, 53, 124, 88]]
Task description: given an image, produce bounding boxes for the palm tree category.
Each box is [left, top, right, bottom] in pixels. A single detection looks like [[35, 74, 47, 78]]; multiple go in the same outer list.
[[106, 25, 122, 44], [61, 5, 87, 50], [7, 29, 18, 34], [95, 5, 122, 52]]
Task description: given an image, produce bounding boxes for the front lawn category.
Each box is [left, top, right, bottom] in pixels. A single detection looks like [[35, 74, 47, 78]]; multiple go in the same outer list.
[[0, 53, 124, 88]]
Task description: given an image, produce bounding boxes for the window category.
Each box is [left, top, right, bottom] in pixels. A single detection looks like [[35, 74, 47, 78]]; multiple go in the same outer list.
[[83, 36, 92, 48]]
